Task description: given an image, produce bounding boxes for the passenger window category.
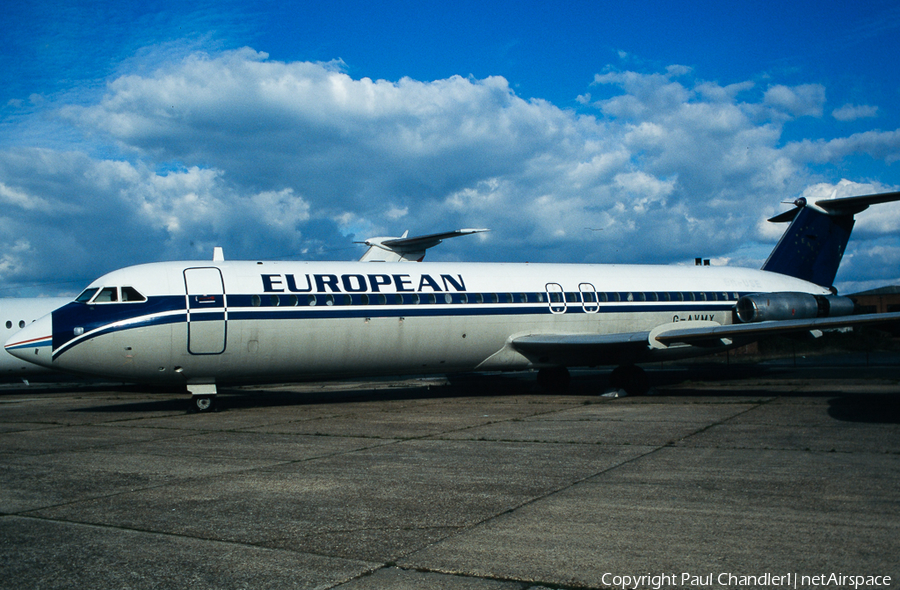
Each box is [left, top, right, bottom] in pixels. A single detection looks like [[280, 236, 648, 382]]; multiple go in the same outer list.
[[252, 295, 261, 307], [18, 320, 25, 329], [4, 321, 10, 329], [271, 295, 281, 306], [288, 295, 299, 306]]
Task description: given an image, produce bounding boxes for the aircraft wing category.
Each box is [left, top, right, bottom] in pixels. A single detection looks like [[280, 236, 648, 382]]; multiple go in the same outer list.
[[653, 311, 900, 348], [512, 311, 900, 366]]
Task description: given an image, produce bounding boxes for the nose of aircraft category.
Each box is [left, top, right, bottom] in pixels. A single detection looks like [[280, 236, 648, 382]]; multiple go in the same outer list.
[[5, 313, 54, 368]]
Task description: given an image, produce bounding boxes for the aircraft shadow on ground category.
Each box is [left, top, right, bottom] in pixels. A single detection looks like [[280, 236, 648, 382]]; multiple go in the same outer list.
[[827, 394, 900, 424], [57, 367, 900, 423]]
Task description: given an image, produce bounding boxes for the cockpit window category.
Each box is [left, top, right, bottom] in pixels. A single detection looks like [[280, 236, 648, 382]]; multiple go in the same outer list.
[[121, 287, 146, 302], [76, 288, 99, 303], [93, 287, 118, 303], [78, 286, 147, 304]]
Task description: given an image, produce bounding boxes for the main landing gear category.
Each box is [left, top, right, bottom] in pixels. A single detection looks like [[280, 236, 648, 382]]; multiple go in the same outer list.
[[536, 366, 571, 393], [536, 364, 651, 396], [608, 364, 650, 396]]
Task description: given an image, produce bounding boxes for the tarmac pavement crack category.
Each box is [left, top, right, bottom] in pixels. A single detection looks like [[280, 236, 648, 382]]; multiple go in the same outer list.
[[662, 396, 777, 446], [393, 397, 779, 575], [2, 513, 383, 570]]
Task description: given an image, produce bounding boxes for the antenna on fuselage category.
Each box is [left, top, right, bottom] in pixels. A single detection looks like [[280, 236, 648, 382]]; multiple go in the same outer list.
[[213, 247, 224, 261]]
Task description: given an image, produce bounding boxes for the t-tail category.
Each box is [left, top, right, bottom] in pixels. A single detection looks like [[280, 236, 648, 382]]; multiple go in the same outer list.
[[762, 191, 900, 288]]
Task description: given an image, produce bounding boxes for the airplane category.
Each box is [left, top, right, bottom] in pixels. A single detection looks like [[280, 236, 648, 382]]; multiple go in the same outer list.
[[7, 192, 900, 412], [0, 230, 483, 381], [0, 297, 71, 379]]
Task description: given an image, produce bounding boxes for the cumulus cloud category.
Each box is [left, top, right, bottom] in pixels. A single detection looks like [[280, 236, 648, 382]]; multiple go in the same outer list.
[[763, 84, 826, 118], [784, 130, 900, 164], [1, 48, 899, 295], [832, 103, 879, 121]]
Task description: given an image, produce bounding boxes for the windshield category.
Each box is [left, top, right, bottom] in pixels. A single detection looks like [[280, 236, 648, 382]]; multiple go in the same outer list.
[[75, 288, 99, 303], [74, 286, 147, 304]]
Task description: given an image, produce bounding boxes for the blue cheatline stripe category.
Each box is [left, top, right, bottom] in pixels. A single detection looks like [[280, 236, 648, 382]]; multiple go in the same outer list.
[[228, 302, 736, 321], [49, 291, 738, 360]]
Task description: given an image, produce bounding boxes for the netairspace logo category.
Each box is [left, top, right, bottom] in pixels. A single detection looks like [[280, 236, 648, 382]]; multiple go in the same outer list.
[[600, 572, 893, 589]]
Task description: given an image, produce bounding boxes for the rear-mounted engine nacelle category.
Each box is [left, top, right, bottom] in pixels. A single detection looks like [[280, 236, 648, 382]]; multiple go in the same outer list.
[[736, 292, 856, 323]]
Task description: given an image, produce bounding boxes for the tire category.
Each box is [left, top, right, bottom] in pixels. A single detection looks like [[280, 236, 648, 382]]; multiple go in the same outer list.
[[192, 395, 216, 413], [536, 367, 571, 393]]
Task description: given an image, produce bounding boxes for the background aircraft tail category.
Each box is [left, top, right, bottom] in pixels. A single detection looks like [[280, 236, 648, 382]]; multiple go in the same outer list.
[[357, 228, 489, 262], [762, 191, 900, 289]]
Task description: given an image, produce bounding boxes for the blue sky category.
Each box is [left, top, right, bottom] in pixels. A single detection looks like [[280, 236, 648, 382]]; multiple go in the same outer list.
[[2, 0, 900, 296]]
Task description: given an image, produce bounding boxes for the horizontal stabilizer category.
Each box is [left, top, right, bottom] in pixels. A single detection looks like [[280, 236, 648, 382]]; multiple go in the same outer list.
[[768, 191, 900, 223], [358, 228, 489, 262]]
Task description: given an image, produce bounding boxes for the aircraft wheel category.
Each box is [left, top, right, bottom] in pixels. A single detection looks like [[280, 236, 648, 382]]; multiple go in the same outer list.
[[192, 395, 217, 413], [536, 367, 571, 393], [609, 365, 649, 396]]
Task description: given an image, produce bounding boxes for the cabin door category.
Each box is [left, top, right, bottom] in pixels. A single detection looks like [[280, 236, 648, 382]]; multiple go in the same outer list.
[[184, 267, 227, 354]]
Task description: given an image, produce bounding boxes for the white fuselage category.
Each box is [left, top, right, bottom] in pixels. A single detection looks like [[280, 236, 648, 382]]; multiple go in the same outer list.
[[6, 261, 829, 388]]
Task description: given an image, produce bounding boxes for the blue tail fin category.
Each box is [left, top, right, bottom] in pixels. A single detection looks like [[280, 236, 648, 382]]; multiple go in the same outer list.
[[762, 191, 900, 288]]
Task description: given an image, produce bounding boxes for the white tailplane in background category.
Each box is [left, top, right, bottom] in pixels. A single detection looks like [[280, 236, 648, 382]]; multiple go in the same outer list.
[[357, 228, 489, 262], [7, 193, 900, 411]]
